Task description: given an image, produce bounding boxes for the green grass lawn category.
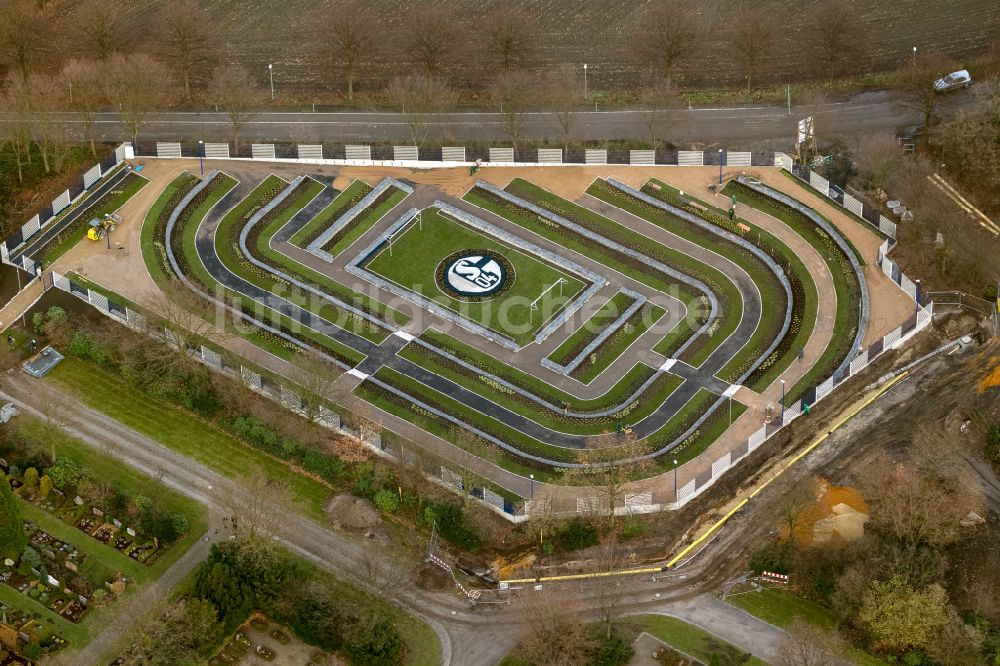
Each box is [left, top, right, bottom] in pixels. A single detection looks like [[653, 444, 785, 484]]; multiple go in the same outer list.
[[571, 303, 666, 384], [43, 171, 149, 265], [727, 588, 886, 666], [548, 292, 635, 364], [0, 581, 89, 645], [624, 614, 768, 666], [364, 208, 588, 345], [288, 179, 371, 247], [49, 357, 333, 521], [321, 185, 410, 256]]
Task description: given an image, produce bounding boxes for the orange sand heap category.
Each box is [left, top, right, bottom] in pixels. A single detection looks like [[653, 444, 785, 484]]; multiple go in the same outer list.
[[793, 484, 869, 549]]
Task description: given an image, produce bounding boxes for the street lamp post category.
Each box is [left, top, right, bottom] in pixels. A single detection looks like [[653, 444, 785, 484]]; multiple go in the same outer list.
[[268, 63, 274, 101], [915, 279, 920, 318], [198, 140, 204, 176], [912, 46, 917, 82], [583, 64, 588, 99], [719, 148, 724, 184], [780, 379, 786, 420], [529, 474, 534, 499], [673, 459, 678, 498]]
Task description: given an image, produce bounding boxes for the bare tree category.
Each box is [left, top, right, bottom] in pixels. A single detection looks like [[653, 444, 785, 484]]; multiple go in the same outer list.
[[805, 1, 870, 85], [61, 59, 105, 156], [220, 469, 290, 542], [511, 589, 596, 666], [0, 75, 33, 183], [0, 0, 51, 82], [541, 64, 581, 151], [287, 349, 343, 423], [104, 53, 172, 146], [153, 0, 216, 102], [560, 436, 652, 532], [483, 5, 535, 72], [320, 4, 379, 101], [854, 133, 905, 197], [384, 74, 457, 146], [74, 0, 132, 61], [631, 1, 699, 82], [27, 73, 67, 174], [588, 547, 628, 641], [490, 70, 537, 152], [774, 618, 850, 666], [638, 77, 681, 149], [209, 64, 262, 155], [731, 5, 774, 92], [896, 50, 959, 130], [401, 5, 464, 78]]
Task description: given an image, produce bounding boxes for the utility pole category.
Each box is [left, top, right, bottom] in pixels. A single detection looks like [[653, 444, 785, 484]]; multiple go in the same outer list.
[[268, 63, 274, 101], [583, 64, 588, 99]]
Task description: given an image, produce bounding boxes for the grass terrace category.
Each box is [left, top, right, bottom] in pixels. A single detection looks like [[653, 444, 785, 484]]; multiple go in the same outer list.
[[318, 182, 410, 256], [288, 179, 372, 247]]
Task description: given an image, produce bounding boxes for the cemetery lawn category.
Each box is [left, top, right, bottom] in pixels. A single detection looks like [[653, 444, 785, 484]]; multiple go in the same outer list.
[[12, 415, 208, 583], [0, 582, 89, 645], [624, 615, 768, 666], [48, 357, 333, 521]]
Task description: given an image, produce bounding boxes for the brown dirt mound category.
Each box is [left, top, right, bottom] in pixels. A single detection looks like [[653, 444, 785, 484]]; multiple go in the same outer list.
[[415, 561, 453, 592], [323, 494, 381, 533], [978, 355, 1000, 393], [793, 484, 869, 549]]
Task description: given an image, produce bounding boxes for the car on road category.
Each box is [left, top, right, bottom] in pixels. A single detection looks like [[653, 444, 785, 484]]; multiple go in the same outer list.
[[934, 69, 972, 92]]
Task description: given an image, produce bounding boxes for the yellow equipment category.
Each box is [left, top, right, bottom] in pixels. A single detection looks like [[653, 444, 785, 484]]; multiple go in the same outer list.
[[87, 213, 121, 241]]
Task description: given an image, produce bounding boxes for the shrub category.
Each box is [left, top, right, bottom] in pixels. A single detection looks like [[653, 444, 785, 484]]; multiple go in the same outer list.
[[18, 545, 41, 576], [22, 467, 38, 493], [620, 515, 646, 541], [749, 539, 792, 575], [373, 489, 399, 514], [345, 615, 403, 666], [557, 517, 599, 552]]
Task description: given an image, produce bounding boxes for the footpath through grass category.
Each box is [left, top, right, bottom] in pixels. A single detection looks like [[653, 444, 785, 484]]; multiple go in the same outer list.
[[49, 357, 332, 521]]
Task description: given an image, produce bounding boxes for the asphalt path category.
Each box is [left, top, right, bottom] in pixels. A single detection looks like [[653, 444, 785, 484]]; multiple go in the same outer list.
[[14, 88, 981, 148]]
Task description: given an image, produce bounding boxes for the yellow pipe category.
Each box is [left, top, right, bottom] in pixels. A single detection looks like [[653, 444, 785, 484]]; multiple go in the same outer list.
[[500, 372, 909, 585]]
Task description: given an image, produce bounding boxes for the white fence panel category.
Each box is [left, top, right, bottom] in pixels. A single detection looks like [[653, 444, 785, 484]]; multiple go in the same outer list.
[[677, 150, 704, 166], [82, 164, 102, 188], [748, 427, 767, 452], [241, 366, 262, 390], [318, 405, 340, 428], [156, 142, 182, 158], [297, 144, 323, 160], [125, 307, 146, 330], [882, 258, 895, 278], [21, 215, 40, 239], [524, 499, 551, 516], [115, 143, 128, 162], [878, 215, 897, 239], [816, 376, 834, 400], [488, 147, 514, 163], [537, 148, 562, 163], [727, 151, 752, 167], [711, 452, 732, 477], [52, 271, 70, 291], [88, 291, 109, 311], [576, 496, 602, 513], [677, 479, 697, 502], [441, 146, 466, 162], [1, 243, 8, 262], [441, 467, 463, 490], [774, 152, 793, 171], [51, 190, 71, 215], [843, 193, 864, 217], [900, 274, 917, 300], [849, 350, 869, 375], [917, 303, 933, 326], [482, 488, 505, 510], [584, 149, 607, 164], [203, 143, 229, 159], [251, 144, 276, 160], [201, 346, 222, 368], [809, 171, 830, 196], [624, 492, 652, 508], [629, 150, 655, 165], [393, 145, 418, 161], [884, 326, 903, 347], [345, 145, 370, 160]]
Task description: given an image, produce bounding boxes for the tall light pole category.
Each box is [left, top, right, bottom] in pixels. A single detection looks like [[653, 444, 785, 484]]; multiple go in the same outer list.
[[914, 278, 920, 318], [583, 64, 588, 99], [529, 473, 534, 499], [911, 46, 917, 83], [780, 379, 786, 420], [673, 460, 678, 498], [268, 63, 274, 101], [719, 148, 724, 184], [198, 140, 204, 176]]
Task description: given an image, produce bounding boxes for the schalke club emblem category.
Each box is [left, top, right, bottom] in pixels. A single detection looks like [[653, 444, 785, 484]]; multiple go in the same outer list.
[[444, 253, 506, 296]]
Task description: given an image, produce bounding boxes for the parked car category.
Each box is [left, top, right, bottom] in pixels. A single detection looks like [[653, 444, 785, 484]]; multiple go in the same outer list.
[[934, 69, 971, 92]]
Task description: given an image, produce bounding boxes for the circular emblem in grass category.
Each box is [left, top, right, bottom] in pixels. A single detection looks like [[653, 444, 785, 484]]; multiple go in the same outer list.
[[437, 250, 513, 300]]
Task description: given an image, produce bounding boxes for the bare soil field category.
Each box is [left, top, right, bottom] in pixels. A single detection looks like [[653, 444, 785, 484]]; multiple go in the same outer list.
[[121, 0, 1000, 95]]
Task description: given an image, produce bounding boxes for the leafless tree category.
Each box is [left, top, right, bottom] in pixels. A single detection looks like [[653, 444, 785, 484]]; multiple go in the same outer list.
[[896, 50, 958, 130], [209, 64, 263, 155], [359, 551, 409, 600], [153, 0, 216, 102], [0, 0, 51, 82], [287, 349, 343, 423], [320, 4, 379, 101], [104, 53, 172, 146], [774, 618, 850, 666], [730, 5, 774, 92], [27, 73, 68, 174], [541, 64, 581, 151], [73, 0, 132, 61], [0, 76, 33, 183], [384, 74, 457, 146], [561, 436, 652, 532], [631, 1, 699, 82], [638, 77, 681, 150], [854, 133, 904, 197], [61, 59, 105, 156], [587, 547, 629, 640], [490, 69, 537, 152], [511, 589, 596, 666], [483, 5, 535, 72], [401, 5, 464, 78], [220, 469, 290, 542], [805, 1, 870, 85]]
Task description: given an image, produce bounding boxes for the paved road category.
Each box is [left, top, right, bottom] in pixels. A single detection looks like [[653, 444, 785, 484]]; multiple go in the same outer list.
[[16, 88, 981, 148]]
